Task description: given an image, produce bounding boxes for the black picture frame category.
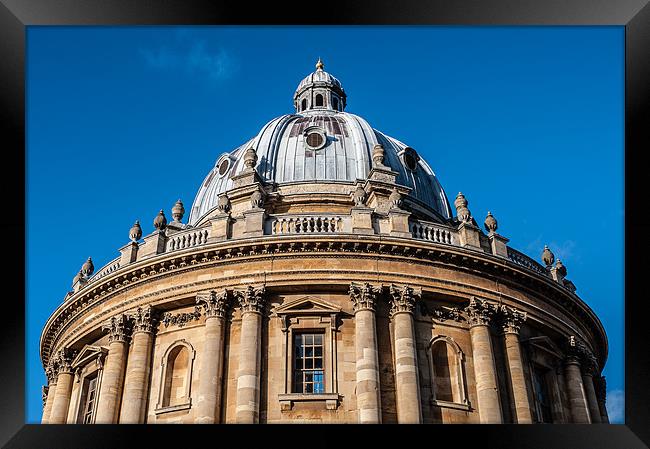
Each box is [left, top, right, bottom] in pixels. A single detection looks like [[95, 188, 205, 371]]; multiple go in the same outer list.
[[1, 1, 647, 447]]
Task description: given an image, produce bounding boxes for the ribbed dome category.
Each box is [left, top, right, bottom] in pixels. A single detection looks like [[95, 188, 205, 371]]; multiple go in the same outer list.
[[188, 107, 452, 224], [295, 66, 343, 95]]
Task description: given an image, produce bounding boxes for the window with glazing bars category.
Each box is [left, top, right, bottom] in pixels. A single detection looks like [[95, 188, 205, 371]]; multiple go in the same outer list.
[[82, 376, 98, 424], [293, 333, 324, 394]]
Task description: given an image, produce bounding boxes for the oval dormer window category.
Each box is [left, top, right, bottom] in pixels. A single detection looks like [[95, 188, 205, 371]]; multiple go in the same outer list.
[[217, 156, 230, 177], [402, 147, 419, 171], [303, 126, 327, 150]]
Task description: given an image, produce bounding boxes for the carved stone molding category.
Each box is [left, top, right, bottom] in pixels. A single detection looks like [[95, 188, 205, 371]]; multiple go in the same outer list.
[[196, 290, 229, 319], [388, 284, 420, 317], [101, 314, 131, 343], [161, 307, 202, 328], [349, 282, 382, 313], [500, 305, 527, 334], [234, 285, 266, 314], [430, 306, 465, 323], [464, 297, 497, 327], [42, 386, 48, 409], [128, 305, 158, 334]]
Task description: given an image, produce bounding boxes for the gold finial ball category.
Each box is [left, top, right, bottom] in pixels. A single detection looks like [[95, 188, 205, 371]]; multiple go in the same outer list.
[[315, 57, 324, 71]]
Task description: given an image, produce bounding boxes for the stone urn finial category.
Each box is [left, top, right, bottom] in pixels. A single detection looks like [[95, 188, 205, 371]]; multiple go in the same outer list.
[[555, 258, 567, 277], [153, 209, 167, 231], [250, 189, 264, 209], [352, 185, 367, 207], [541, 245, 555, 267], [129, 220, 142, 242], [372, 144, 386, 168], [217, 194, 231, 213], [243, 148, 258, 171], [484, 211, 498, 233], [81, 257, 94, 277], [171, 199, 185, 223], [454, 192, 472, 224], [389, 187, 403, 210]]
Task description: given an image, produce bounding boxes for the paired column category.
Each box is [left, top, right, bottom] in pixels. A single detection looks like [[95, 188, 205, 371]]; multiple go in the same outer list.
[[195, 290, 229, 424], [581, 356, 602, 424], [95, 314, 131, 424], [41, 363, 58, 423], [234, 286, 266, 424], [349, 282, 382, 424], [465, 298, 502, 423], [563, 354, 591, 423], [388, 285, 422, 424], [48, 349, 75, 424], [119, 306, 157, 423], [500, 306, 533, 424]]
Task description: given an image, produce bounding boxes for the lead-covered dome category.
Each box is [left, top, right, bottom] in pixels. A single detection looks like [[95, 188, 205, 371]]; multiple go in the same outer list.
[[189, 61, 452, 224]]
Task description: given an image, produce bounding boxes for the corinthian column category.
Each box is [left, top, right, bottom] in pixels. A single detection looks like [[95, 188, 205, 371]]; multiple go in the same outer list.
[[465, 297, 502, 423], [388, 284, 422, 424], [195, 290, 229, 424], [234, 286, 266, 423], [48, 349, 75, 424], [119, 306, 157, 423], [500, 306, 532, 424], [41, 363, 58, 423], [95, 314, 131, 424], [349, 282, 382, 424], [581, 354, 602, 424]]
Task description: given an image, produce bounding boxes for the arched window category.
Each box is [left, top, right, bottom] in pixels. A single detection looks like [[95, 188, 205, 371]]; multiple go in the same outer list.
[[332, 97, 339, 111], [156, 340, 195, 413], [301, 98, 307, 111], [315, 94, 324, 107], [429, 336, 469, 408]]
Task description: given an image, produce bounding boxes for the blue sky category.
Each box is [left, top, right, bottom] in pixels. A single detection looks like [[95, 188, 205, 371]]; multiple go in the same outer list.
[[26, 26, 624, 423]]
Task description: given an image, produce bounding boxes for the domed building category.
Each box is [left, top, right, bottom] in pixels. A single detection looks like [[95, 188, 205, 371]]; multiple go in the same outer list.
[[40, 60, 609, 424]]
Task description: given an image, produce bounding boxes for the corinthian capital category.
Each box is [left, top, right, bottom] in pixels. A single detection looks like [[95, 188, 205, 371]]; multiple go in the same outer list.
[[235, 285, 266, 314], [500, 305, 527, 334], [128, 305, 158, 334], [197, 290, 229, 318], [102, 313, 131, 343], [464, 297, 497, 327], [388, 284, 421, 317], [53, 348, 75, 374], [349, 282, 382, 313], [45, 360, 58, 384]]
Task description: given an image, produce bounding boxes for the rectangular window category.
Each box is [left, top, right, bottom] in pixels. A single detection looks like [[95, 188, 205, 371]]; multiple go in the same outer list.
[[293, 333, 324, 394], [81, 375, 98, 424], [532, 365, 553, 423]]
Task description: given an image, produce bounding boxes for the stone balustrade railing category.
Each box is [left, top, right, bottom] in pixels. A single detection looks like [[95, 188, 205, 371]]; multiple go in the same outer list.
[[410, 220, 456, 245], [167, 227, 210, 252], [87, 256, 121, 282], [507, 247, 548, 275], [267, 214, 350, 235]]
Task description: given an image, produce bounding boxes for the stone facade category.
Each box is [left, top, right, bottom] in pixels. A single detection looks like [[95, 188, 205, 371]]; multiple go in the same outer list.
[[39, 60, 608, 425]]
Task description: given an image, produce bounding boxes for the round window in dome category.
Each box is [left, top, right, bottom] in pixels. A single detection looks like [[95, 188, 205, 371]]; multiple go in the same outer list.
[[303, 126, 327, 150], [402, 147, 420, 171], [217, 157, 230, 176]]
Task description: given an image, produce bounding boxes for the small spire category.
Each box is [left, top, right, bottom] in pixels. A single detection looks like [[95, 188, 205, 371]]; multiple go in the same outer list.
[[315, 57, 324, 71]]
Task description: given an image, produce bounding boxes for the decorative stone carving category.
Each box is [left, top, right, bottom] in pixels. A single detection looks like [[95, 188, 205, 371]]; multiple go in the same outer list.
[[196, 290, 229, 319], [172, 199, 185, 223], [102, 314, 131, 343], [388, 284, 420, 316], [555, 259, 567, 277], [243, 148, 258, 171], [53, 348, 75, 374], [372, 144, 386, 168], [454, 192, 472, 224], [430, 305, 464, 322], [161, 307, 202, 328], [153, 209, 167, 230], [500, 305, 527, 334], [129, 305, 157, 334], [250, 189, 264, 209], [484, 211, 498, 233], [235, 285, 266, 314], [352, 185, 367, 207], [217, 194, 231, 213], [349, 282, 382, 313], [541, 245, 555, 267], [81, 257, 94, 277], [45, 361, 58, 384], [564, 335, 595, 367], [129, 220, 142, 242], [464, 297, 497, 327], [389, 187, 403, 210], [42, 385, 48, 409]]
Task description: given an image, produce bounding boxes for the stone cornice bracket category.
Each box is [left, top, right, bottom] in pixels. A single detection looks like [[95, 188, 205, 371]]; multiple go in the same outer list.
[[101, 313, 132, 344], [349, 282, 382, 314], [128, 305, 158, 335], [53, 347, 75, 375], [234, 285, 266, 315], [388, 284, 421, 317], [464, 297, 497, 327], [499, 305, 527, 334], [196, 289, 230, 319]]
